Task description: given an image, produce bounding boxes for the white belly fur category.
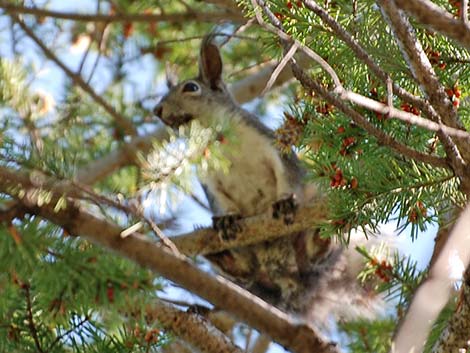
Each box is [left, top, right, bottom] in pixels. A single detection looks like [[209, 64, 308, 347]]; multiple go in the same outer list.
[[202, 120, 290, 217]]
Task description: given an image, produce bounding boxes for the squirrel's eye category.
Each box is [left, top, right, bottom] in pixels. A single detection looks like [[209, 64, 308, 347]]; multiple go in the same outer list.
[[182, 82, 200, 93]]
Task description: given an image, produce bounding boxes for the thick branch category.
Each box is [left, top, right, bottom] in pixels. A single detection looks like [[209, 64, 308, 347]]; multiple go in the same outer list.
[[393, 0, 470, 50], [10, 14, 137, 136], [391, 203, 470, 353], [0, 166, 338, 353], [0, 3, 245, 23], [173, 201, 328, 256], [75, 129, 169, 184], [146, 301, 243, 353], [431, 268, 470, 353]]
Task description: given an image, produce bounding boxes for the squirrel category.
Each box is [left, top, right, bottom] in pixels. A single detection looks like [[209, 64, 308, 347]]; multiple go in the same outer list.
[[153, 35, 385, 325]]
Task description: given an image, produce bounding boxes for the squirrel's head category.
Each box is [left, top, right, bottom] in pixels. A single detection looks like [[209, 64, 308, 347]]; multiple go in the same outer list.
[[154, 36, 234, 128]]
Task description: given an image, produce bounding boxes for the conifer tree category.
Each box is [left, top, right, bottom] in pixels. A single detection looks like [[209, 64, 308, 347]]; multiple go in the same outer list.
[[0, 1, 469, 352]]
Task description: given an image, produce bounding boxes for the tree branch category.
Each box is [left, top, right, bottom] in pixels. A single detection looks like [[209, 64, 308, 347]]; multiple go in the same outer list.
[[300, 0, 436, 121], [341, 90, 470, 140], [0, 166, 338, 353], [431, 267, 470, 353], [290, 64, 449, 168], [145, 301, 243, 353], [172, 201, 328, 256], [252, 0, 343, 90], [250, 0, 450, 169], [391, 203, 470, 353], [377, 0, 470, 180], [0, 2, 245, 23], [203, 0, 242, 14], [74, 129, 169, 184], [393, 0, 470, 50]]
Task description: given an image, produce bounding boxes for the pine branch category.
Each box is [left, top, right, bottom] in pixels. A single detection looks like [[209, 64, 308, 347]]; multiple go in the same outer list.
[[0, 2, 245, 23], [393, 0, 470, 50], [340, 90, 470, 140], [299, 0, 436, 121], [250, 1, 450, 169], [9, 14, 138, 136], [291, 61, 449, 169], [377, 0, 470, 182], [251, 0, 343, 90], [0, 165, 339, 353], [47, 315, 90, 352]]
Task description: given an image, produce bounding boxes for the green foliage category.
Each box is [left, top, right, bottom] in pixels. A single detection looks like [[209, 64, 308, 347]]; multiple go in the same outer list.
[[299, 102, 464, 239], [423, 302, 457, 353], [142, 120, 233, 188], [0, 218, 166, 352], [356, 246, 425, 308], [339, 318, 395, 353]]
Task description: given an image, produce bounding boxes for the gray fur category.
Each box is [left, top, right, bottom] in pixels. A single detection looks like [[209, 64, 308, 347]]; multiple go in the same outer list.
[[154, 36, 385, 326]]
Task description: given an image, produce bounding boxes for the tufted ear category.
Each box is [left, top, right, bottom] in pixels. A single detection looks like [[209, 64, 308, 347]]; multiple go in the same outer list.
[[165, 62, 179, 89], [199, 35, 223, 90]]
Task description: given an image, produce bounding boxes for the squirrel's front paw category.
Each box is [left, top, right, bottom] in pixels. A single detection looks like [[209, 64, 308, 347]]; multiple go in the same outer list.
[[272, 194, 298, 225], [212, 214, 242, 241]]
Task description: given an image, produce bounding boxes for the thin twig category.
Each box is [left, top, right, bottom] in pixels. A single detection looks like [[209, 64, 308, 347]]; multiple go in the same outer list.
[[299, 0, 440, 122], [23, 284, 45, 353], [47, 315, 90, 352], [251, 1, 450, 169], [0, 2, 245, 23], [10, 14, 137, 136], [261, 41, 299, 95], [86, 23, 110, 84], [143, 32, 257, 49], [251, 0, 343, 90], [341, 91, 470, 140], [76, 0, 100, 76]]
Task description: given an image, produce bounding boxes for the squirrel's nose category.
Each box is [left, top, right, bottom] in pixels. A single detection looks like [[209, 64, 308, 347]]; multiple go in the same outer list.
[[153, 104, 163, 117]]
